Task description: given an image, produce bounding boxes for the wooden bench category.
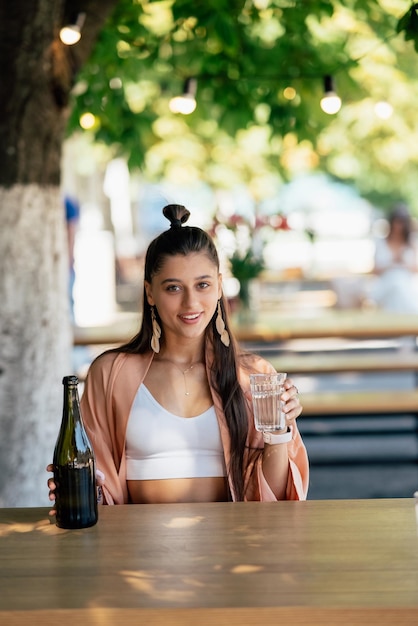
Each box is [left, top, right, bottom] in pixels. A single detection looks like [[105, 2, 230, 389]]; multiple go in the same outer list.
[[299, 389, 418, 470], [268, 352, 418, 421], [270, 352, 418, 376], [301, 388, 418, 417]]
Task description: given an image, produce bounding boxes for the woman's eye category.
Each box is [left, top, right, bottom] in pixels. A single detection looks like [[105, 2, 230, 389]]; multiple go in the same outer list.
[[166, 284, 180, 292], [198, 282, 210, 289]]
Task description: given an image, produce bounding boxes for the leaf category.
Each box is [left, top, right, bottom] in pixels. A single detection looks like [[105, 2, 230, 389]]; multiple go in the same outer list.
[[213, 14, 240, 52]]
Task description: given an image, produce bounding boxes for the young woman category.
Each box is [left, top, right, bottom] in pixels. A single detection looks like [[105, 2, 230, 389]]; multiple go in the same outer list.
[[48, 204, 309, 506], [371, 204, 418, 313]]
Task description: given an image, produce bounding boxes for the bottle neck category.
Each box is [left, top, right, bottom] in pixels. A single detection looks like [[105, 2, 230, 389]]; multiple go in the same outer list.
[[63, 384, 82, 426]]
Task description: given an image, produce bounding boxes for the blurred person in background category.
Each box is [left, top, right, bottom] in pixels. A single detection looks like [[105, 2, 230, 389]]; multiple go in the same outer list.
[[64, 194, 80, 319], [371, 203, 418, 314]]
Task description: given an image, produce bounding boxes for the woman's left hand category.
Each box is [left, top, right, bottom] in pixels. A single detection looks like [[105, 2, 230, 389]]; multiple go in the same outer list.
[[281, 377, 302, 426]]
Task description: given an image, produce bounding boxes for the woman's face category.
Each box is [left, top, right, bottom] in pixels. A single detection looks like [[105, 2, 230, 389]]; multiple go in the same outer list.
[[144, 252, 222, 344], [391, 217, 407, 237]]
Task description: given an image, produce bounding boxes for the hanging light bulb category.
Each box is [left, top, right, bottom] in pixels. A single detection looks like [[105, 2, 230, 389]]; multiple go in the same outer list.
[[169, 78, 197, 115], [320, 75, 342, 115], [60, 13, 86, 46], [374, 101, 393, 120]]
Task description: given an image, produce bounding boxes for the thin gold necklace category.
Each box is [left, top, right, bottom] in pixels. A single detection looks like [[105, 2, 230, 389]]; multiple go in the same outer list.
[[159, 359, 202, 396]]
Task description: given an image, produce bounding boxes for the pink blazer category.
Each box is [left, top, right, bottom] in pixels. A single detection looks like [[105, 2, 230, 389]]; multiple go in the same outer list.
[[80, 350, 309, 504]]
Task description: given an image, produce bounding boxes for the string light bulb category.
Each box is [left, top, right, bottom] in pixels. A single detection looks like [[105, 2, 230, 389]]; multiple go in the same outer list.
[[320, 75, 342, 115], [374, 101, 393, 120], [169, 78, 197, 115], [59, 13, 86, 46]]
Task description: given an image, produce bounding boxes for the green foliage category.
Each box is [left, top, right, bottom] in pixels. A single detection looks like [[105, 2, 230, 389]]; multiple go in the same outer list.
[[229, 249, 265, 283], [397, 3, 418, 52], [66, 0, 418, 212]]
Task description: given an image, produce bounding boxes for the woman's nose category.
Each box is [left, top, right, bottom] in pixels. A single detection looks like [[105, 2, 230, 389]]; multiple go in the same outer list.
[[182, 288, 197, 307]]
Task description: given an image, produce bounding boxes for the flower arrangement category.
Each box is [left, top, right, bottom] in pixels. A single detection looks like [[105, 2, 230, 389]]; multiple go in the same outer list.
[[210, 210, 290, 307]]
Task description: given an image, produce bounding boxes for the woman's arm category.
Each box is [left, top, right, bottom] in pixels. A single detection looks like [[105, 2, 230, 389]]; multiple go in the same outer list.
[[260, 378, 303, 499]]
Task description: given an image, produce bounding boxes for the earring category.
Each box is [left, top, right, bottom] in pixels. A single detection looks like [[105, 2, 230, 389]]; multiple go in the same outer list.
[[150, 306, 161, 353], [216, 300, 230, 347]]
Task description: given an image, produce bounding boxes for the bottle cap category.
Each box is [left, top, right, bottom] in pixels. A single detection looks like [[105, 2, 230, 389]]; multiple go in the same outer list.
[[62, 375, 79, 385]]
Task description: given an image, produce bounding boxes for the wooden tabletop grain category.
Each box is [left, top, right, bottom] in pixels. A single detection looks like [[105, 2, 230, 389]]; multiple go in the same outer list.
[[1, 499, 417, 625]]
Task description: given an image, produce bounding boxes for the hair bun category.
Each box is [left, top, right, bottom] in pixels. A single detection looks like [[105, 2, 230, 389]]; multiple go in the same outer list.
[[163, 204, 191, 229]]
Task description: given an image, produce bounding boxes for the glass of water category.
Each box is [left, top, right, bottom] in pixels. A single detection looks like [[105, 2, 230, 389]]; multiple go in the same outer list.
[[249, 372, 287, 432]]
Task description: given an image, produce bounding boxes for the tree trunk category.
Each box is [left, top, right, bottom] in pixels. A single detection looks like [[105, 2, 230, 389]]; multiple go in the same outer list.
[[0, 0, 118, 505], [0, 185, 72, 506]]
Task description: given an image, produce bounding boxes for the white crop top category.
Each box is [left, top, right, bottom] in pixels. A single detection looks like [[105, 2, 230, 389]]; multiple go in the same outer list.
[[125, 384, 226, 480]]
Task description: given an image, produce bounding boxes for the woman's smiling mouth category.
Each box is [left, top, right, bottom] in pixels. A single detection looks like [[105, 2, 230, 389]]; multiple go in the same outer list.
[[179, 312, 201, 323]]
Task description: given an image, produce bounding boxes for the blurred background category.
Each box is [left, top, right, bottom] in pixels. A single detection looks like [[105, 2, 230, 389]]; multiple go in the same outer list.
[[60, 1, 418, 501], [66, 149, 418, 501], [3, 0, 418, 505]]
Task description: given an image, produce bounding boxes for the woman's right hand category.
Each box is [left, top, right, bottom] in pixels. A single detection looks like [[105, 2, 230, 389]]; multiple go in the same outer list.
[[46, 464, 105, 517], [46, 464, 57, 517]]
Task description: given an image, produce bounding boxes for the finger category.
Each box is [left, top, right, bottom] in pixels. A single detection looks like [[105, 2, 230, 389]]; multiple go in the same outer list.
[[284, 377, 294, 390], [48, 484, 57, 500], [282, 395, 303, 419], [281, 385, 299, 403], [46, 463, 54, 472], [48, 475, 57, 502], [284, 401, 303, 420], [284, 376, 298, 387], [96, 469, 105, 486]]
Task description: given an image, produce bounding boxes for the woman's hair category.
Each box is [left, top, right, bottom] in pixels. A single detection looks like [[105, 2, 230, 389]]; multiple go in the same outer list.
[[116, 204, 249, 500]]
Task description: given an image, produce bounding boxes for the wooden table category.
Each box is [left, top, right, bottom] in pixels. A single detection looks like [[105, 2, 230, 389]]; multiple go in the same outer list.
[[73, 310, 418, 346], [1, 499, 418, 625]]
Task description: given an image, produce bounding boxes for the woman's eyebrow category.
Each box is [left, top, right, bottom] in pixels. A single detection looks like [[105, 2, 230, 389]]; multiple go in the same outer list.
[[161, 274, 213, 284]]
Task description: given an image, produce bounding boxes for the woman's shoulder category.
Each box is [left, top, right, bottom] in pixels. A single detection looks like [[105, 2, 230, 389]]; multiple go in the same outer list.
[[89, 349, 152, 377], [237, 351, 276, 375], [90, 349, 124, 369]]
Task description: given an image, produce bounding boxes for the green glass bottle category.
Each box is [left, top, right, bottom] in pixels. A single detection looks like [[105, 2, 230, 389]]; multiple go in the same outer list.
[[53, 375, 98, 529]]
